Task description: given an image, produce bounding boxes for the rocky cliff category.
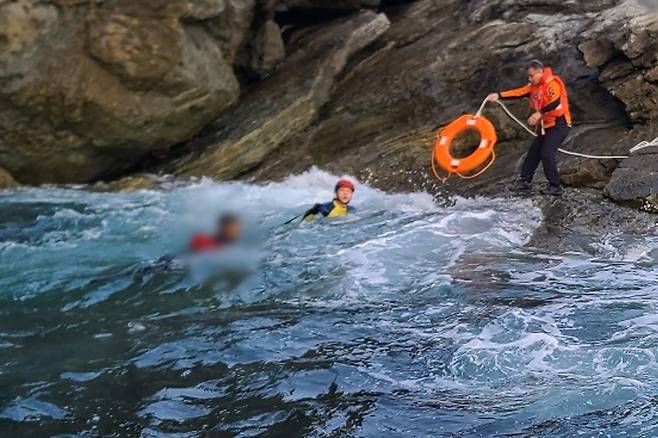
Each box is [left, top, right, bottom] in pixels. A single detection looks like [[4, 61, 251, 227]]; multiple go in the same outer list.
[[1, 0, 657, 213]]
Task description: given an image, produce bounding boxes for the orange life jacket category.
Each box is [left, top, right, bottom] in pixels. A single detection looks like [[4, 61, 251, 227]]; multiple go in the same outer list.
[[500, 67, 572, 129], [189, 233, 226, 252]]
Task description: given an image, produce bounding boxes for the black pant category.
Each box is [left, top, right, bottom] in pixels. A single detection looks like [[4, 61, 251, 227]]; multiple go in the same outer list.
[[520, 120, 569, 186]]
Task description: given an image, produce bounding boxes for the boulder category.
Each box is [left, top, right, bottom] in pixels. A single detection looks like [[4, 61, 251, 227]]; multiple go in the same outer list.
[[605, 143, 658, 211], [528, 188, 657, 253], [0, 0, 254, 184]]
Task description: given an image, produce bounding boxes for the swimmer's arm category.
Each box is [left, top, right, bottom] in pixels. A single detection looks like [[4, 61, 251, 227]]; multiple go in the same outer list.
[[302, 204, 321, 221]]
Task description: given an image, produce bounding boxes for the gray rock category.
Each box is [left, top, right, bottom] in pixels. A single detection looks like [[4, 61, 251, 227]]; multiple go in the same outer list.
[[638, 0, 658, 10], [528, 188, 657, 253], [209, 0, 256, 64], [605, 144, 658, 209]]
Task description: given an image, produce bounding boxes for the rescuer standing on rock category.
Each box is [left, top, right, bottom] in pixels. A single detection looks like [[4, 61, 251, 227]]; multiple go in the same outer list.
[[487, 60, 572, 197]]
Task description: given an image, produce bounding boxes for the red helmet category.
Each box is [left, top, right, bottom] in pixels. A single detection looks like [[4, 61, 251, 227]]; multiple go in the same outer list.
[[335, 179, 355, 192]]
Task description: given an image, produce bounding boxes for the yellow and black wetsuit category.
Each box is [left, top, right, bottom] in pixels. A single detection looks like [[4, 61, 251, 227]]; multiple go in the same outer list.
[[303, 200, 353, 221]]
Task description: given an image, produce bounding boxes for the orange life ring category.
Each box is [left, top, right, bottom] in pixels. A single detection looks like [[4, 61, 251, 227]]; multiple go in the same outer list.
[[432, 114, 498, 179]]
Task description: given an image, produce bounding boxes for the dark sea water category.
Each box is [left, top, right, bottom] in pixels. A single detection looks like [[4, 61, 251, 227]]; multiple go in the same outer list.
[[1, 169, 657, 437]]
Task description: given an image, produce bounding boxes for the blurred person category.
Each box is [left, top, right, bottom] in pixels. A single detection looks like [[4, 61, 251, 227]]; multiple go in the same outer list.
[[189, 213, 242, 253]]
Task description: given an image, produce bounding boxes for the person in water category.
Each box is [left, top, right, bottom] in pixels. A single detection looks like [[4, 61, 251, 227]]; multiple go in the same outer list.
[[487, 59, 572, 197], [303, 179, 356, 221], [189, 213, 241, 252]]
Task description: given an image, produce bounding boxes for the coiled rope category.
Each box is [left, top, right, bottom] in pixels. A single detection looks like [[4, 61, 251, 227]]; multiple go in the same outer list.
[[476, 98, 658, 159]]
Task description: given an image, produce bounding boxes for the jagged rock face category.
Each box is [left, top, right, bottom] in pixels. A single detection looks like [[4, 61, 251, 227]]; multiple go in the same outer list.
[[230, 0, 654, 213], [579, 2, 658, 123], [169, 11, 391, 179], [239, 0, 638, 195], [575, 1, 658, 210], [0, 0, 255, 184]]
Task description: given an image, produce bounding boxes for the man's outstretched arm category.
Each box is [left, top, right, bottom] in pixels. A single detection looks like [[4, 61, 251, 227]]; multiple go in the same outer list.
[[487, 84, 532, 102]]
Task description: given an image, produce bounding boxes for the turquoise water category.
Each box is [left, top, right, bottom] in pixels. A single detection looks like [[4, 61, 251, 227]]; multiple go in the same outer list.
[[1, 169, 657, 437]]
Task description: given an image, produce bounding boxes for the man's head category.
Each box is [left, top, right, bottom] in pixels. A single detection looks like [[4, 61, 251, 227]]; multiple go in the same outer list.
[[527, 59, 544, 85], [218, 213, 241, 242], [334, 179, 355, 205]]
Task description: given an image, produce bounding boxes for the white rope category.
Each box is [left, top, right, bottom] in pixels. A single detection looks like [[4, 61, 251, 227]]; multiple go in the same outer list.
[[474, 98, 489, 119], [476, 98, 658, 160], [630, 137, 658, 154], [491, 99, 538, 137], [557, 149, 629, 160]]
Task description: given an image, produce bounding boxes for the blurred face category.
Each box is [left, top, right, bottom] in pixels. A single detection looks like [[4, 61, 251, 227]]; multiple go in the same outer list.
[[528, 67, 544, 85], [222, 220, 241, 241], [336, 187, 353, 205]]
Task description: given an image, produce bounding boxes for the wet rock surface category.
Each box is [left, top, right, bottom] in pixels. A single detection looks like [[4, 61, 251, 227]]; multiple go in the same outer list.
[[529, 187, 657, 253], [606, 146, 658, 212]]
